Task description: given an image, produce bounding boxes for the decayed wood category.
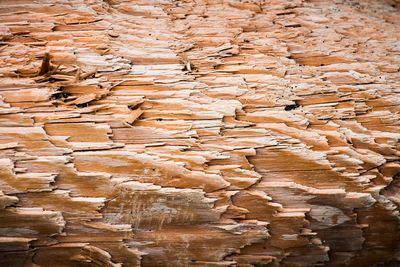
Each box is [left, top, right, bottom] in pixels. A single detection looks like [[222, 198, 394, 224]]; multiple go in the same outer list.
[[0, 0, 399, 266]]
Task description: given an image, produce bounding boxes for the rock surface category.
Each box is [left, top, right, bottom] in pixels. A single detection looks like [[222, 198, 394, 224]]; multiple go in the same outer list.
[[0, 0, 399, 266]]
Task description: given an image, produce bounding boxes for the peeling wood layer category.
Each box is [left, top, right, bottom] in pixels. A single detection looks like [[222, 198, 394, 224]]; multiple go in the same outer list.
[[0, 0, 399, 266]]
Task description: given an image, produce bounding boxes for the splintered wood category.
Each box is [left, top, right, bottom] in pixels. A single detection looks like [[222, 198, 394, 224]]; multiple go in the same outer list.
[[0, 0, 399, 266]]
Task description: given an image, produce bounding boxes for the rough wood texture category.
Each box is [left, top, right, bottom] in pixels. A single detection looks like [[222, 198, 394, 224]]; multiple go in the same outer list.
[[0, 0, 399, 266]]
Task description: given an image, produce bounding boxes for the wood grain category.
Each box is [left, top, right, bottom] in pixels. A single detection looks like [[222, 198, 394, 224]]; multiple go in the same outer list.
[[0, 0, 399, 266]]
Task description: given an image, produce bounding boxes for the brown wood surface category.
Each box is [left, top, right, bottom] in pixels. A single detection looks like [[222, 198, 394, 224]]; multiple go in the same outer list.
[[0, 0, 399, 266]]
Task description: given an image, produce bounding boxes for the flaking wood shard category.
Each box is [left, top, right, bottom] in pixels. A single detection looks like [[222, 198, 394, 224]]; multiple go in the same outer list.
[[0, 0, 399, 266]]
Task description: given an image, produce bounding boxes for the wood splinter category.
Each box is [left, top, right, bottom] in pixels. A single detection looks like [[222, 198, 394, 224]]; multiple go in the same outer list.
[[125, 108, 144, 125], [38, 52, 51, 76]]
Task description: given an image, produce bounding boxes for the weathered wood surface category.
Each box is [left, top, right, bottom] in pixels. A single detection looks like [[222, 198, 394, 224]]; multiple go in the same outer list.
[[0, 0, 399, 266]]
